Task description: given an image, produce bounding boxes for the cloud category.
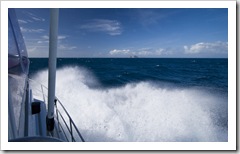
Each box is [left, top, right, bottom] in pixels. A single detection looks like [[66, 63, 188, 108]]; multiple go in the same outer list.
[[20, 27, 45, 33], [41, 35, 49, 39], [27, 47, 37, 52], [26, 44, 49, 58], [41, 35, 68, 40], [37, 40, 48, 44], [109, 49, 130, 55], [133, 9, 179, 27], [58, 44, 77, 50], [58, 35, 68, 40], [184, 41, 228, 54], [18, 19, 28, 24], [138, 48, 171, 56], [80, 19, 123, 36], [136, 9, 166, 26], [155, 48, 168, 55], [24, 11, 45, 22], [109, 48, 171, 57], [31, 16, 45, 22], [40, 35, 76, 51]]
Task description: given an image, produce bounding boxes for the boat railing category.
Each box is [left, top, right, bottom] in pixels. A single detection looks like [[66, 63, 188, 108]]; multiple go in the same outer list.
[[54, 97, 85, 142], [8, 74, 85, 142], [28, 78, 85, 142]]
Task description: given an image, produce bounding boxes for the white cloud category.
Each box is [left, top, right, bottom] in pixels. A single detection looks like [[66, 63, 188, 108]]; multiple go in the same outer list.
[[41, 35, 68, 40], [20, 27, 45, 33], [58, 35, 68, 40], [138, 50, 152, 56], [31, 16, 45, 22], [155, 48, 166, 55], [40, 35, 76, 51], [18, 11, 45, 25], [80, 19, 123, 36], [37, 40, 49, 44], [41, 35, 49, 39], [24, 11, 45, 22], [109, 48, 171, 57], [109, 49, 130, 55], [184, 41, 228, 54], [58, 44, 77, 50], [136, 9, 166, 26], [26, 45, 49, 57], [27, 47, 37, 52], [18, 19, 28, 24], [138, 48, 170, 56]]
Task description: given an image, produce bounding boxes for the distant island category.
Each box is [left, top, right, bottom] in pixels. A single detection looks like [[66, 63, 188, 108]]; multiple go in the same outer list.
[[130, 55, 139, 58]]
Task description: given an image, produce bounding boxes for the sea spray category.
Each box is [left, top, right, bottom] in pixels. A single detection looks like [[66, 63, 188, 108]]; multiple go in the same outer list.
[[31, 66, 228, 142]]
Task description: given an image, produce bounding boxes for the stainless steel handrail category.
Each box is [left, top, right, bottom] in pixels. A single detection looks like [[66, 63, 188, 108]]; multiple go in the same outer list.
[[28, 78, 85, 142], [54, 99, 85, 142], [8, 74, 85, 142]]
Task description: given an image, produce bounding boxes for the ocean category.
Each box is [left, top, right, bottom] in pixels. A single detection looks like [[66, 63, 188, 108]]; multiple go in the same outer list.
[[29, 58, 228, 142]]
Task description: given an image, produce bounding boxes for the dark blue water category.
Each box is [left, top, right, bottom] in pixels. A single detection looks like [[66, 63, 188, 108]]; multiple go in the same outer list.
[[29, 58, 228, 142], [29, 58, 228, 93]]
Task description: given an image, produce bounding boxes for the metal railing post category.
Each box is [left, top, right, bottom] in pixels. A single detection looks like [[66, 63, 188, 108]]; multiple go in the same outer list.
[[18, 75, 85, 142], [69, 119, 74, 141], [41, 85, 46, 103]]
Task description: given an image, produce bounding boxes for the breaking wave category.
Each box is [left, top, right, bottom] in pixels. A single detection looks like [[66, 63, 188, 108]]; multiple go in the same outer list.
[[31, 66, 228, 142]]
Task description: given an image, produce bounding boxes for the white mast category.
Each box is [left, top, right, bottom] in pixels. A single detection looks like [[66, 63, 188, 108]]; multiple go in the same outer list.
[[47, 8, 59, 132]]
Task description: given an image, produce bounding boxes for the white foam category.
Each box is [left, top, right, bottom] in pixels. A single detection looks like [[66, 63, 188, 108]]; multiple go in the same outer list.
[[31, 66, 228, 142]]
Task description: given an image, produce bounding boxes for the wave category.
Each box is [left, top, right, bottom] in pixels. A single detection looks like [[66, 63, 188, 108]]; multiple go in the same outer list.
[[31, 66, 228, 142]]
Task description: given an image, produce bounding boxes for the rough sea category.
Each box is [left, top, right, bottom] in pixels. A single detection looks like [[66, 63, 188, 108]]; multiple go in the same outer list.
[[29, 58, 228, 142]]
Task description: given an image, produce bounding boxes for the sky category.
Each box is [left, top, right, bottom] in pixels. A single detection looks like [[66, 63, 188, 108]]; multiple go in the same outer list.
[[15, 8, 228, 58]]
